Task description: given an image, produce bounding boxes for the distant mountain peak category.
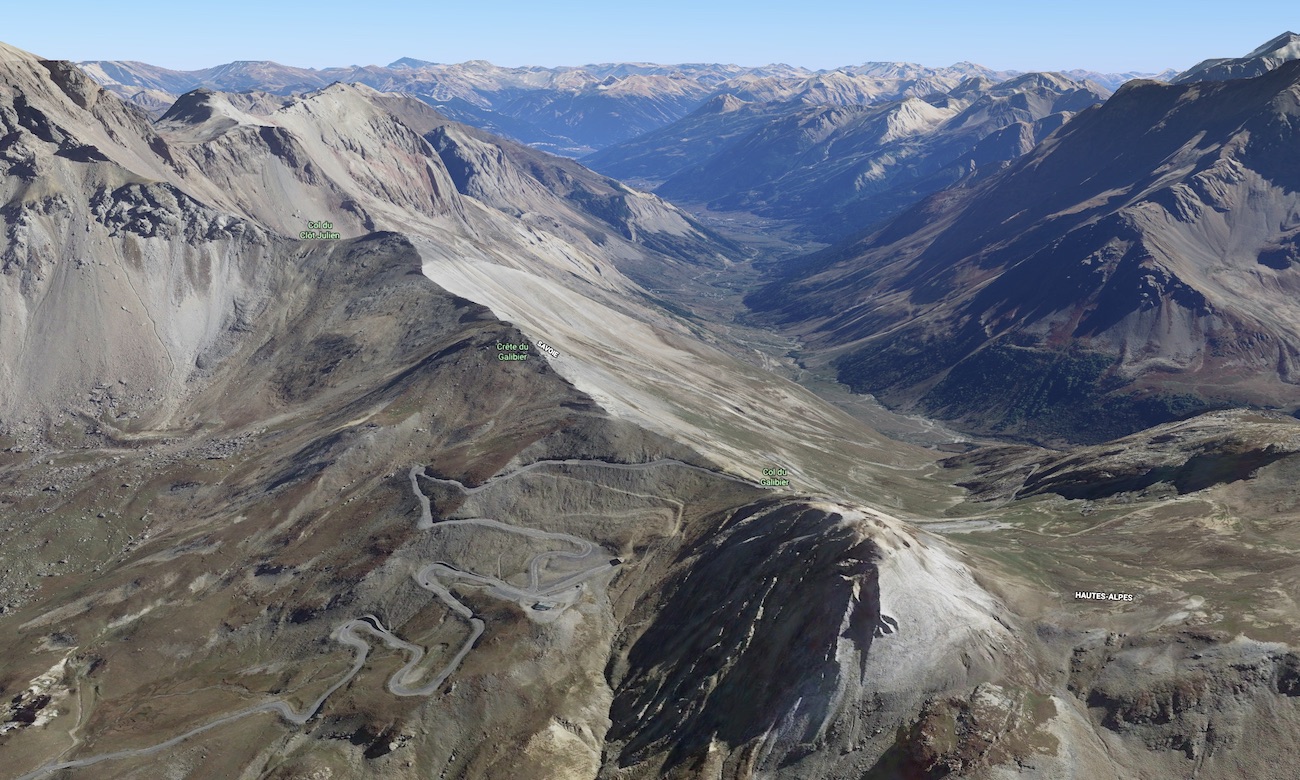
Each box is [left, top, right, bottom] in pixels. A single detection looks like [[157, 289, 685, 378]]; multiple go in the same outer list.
[[699, 92, 749, 114], [388, 56, 438, 69], [1174, 31, 1300, 83], [74, 53, 1166, 156], [1247, 30, 1300, 58], [1000, 71, 1074, 90], [947, 75, 998, 97]]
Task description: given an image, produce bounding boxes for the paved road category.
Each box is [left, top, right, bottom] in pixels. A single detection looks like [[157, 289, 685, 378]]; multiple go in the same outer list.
[[14, 619, 371, 780], [410, 457, 754, 529], [13, 457, 709, 779]]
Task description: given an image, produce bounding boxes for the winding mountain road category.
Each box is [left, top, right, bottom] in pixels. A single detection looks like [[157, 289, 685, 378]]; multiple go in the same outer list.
[[13, 457, 729, 779]]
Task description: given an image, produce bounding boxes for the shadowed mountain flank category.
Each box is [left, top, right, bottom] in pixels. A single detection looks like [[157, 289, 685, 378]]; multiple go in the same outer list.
[[608, 501, 879, 771], [750, 60, 1300, 444]]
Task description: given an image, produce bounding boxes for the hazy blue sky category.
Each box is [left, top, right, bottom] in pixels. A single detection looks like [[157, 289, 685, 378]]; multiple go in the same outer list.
[[6, 1, 1295, 73]]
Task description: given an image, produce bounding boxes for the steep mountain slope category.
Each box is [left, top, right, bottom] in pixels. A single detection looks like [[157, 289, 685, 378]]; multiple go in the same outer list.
[[2, 40, 1057, 780], [1174, 31, 1300, 83], [426, 121, 742, 285], [749, 58, 1300, 443], [354, 91, 743, 277], [4, 41, 939, 516]]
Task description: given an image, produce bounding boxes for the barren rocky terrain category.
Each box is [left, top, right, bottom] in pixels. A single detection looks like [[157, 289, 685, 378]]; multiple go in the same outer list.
[[4, 33, 1300, 780], [0, 40, 1004, 779]]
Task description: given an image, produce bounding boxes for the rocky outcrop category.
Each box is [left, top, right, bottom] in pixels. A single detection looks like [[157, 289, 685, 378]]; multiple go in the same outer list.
[[945, 410, 1300, 501], [607, 501, 881, 774], [1069, 632, 1300, 775]]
